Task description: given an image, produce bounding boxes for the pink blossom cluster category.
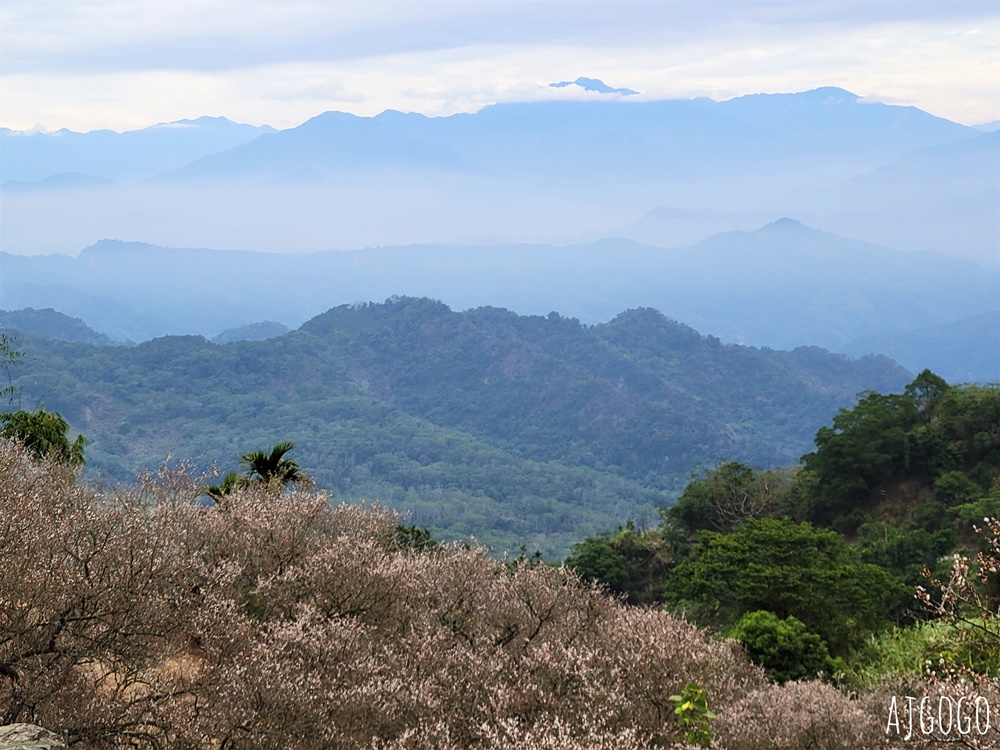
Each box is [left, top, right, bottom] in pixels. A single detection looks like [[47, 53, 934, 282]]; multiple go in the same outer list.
[[1, 439, 996, 748]]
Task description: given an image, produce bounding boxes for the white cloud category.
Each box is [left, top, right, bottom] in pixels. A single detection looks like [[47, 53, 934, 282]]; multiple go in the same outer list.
[[1, 1, 997, 130]]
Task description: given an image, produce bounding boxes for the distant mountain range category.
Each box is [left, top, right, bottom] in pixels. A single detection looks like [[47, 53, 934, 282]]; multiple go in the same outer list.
[[788, 129, 1000, 261], [1, 87, 994, 264], [156, 87, 969, 187], [2, 219, 997, 382], [1, 116, 275, 184], [0, 307, 114, 346], [841, 311, 1000, 385]]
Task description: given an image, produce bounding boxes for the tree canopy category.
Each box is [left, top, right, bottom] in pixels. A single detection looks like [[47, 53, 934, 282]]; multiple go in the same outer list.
[[239, 441, 307, 489], [802, 369, 1000, 537], [664, 517, 900, 656], [0, 406, 88, 466]]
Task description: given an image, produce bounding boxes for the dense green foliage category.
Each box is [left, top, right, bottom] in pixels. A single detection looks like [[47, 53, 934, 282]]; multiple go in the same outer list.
[[563, 523, 672, 605], [665, 518, 898, 656], [663, 461, 802, 540], [3, 298, 908, 557], [571, 371, 1000, 683], [0, 406, 88, 466], [803, 369, 1000, 536], [729, 611, 836, 684], [1, 332, 21, 405]]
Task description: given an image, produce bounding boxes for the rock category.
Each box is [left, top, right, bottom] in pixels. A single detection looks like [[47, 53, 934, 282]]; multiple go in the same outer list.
[[0, 725, 66, 750]]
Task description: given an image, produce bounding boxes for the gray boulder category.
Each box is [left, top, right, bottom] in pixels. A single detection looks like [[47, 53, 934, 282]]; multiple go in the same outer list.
[[0, 725, 66, 750]]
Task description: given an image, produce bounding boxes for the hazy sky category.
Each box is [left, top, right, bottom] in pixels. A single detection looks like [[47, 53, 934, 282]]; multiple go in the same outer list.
[[2, 0, 998, 132]]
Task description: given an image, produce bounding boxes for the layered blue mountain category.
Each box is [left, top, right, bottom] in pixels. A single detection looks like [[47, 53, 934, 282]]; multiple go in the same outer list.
[[791, 129, 1000, 257], [842, 311, 1000, 385], [157, 110, 473, 181], [3, 87, 991, 264], [163, 88, 972, 184], [0, 116, 275, 183], [2, 172, 119, 191], [2, 220, 996, 381], [0, 307, 115, 346]]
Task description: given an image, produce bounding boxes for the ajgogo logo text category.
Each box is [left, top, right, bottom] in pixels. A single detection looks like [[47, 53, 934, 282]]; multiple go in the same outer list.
[[886, 695, 992, 740]]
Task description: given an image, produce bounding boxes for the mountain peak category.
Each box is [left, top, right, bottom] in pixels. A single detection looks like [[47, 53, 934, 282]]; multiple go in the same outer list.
[[549, 77, 638, 96], [726, 87, 860, 106], [153, 116, 237, 129], [759, 217, 809, 232], [802, 86, 859, 101], [78, 239, 161, 259]]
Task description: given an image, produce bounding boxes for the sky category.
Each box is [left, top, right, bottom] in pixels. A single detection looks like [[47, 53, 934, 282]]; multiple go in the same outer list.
[[1, 0, 999, 132]]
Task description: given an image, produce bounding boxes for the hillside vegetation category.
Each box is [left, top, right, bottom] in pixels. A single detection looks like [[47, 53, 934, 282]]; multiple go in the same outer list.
[[2, 312, 999, 747], [4, 298, 909, 556], [3, 438, 995, 749], [568, 371, 1000, 686]]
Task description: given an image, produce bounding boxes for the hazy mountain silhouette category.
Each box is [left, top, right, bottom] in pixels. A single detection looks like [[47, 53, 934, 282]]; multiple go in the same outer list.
[[2, 221, 996, 380], [0, 116, 275, 183], [157, 109, 473, 182], [2, 88, 987, 261], [163, 88, 972, 185], [841, 311, 1000, 385], [595, 206, 776, 247], [1, 172, 118, 191], [794, 129, 1000, 258], [211, 321, 291, 344], [0, 307, 115, 346]]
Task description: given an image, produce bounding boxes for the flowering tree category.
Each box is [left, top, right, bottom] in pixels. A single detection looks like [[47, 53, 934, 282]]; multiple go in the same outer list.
[[2, 438, 987, 749], [916, 517, 1000, 675]]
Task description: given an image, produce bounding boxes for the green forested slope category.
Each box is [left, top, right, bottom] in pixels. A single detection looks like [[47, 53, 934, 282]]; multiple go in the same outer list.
[[5, 298, 909, 555], [567, 373, 1000, 683]]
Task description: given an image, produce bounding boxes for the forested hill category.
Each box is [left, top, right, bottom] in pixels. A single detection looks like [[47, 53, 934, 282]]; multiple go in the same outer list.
[[7, 298, 910, 556], [297, 300, 907, 474]]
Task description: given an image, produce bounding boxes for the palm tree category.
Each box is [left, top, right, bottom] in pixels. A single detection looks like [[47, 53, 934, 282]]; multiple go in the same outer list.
[[206, 471, 245, 504], [239, 441, 307, 489]]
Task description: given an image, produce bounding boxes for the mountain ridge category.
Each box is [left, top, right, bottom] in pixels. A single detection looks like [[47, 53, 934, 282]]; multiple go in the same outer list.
[[2, 87, 990, 263], [2, 220, 996, 382], [6, 297, 911, 556]]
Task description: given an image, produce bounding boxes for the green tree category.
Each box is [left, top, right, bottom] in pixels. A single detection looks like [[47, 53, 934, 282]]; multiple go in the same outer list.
[[803, 389, 915, 531], [665, 518, 899, 656], [206, 471, 245, 503], [801, 371, 1000, 539], [664, 462, 796, 538], [730, 610, 836, 683], [565, 533, 631, 594], [855, 521, 955, 620], [240, 441, 308, 489], [564, 523, 672, 605], [0, 405, 88, 466], [0, 331, 22, 405]]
